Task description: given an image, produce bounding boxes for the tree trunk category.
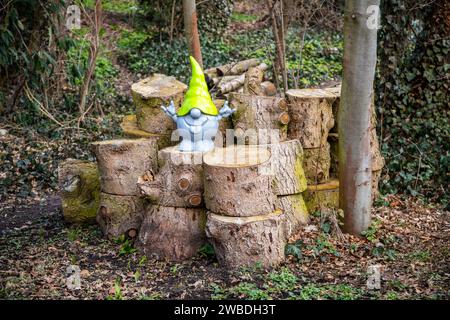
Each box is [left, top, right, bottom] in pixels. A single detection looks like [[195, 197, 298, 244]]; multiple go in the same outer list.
[[263, 139, 307, 195], [206, 211, 286, 269], [203, 146, 276, 217], [303, 179, 340, 213], [276, 194, 308, 239], [58, 159, 100, 224], [302, 142, 331, 184], [286, 88, 337, 148], [137, 146, 204, 207], [137, 205, 207, 261], [182, 0, 203, 67], [229, 93, 289, 144], [131, 74, 187, 135], [120, 114, 174, 150], [96, 193, 146, 240], [339, 0, 379, 234], [91, 139, 158, 196]]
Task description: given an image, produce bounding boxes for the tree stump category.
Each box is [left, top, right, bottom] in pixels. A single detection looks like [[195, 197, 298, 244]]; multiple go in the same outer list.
[[137, 205, 206, 261], [91, 139, 158, 196], [324, 85, 341, 134], [131, 74, 187, 134], [229, 93, 289, 144], [58, 159, 100, 224], [203, 146, 276, 217], [276, 194, 309, 239], [137, 146, 204, 207], [303, 179, 339, 213], [205, 211, 286, 269], [286, 88, 337, 148], [372, 170, 382, 200], [120, 114, 174, 149], [96, 193, 146, 240], [262, 140, 307, 195], [303, 142, 331, 184]]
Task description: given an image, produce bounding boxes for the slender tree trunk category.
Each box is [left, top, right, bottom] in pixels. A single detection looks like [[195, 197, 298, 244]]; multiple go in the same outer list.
[[339, 0, 379, 235], [182, 0, 203, 68]]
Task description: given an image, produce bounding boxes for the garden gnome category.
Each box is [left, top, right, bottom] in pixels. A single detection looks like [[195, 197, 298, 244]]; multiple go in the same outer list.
[[161, 56, 235, 152]]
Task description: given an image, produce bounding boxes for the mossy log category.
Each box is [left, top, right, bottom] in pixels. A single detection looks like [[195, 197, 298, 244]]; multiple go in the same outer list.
[[96, 193, 146, 240], [262, 140, 307, 195], [229, 93, 289, 144], [58, 159, 100, 224], [203, 146, 276, 217], [137, 146, 204, 207], [131, 74, 187, 134], [303, 179, 339, 213], [137, 205, 207, 261], [205, 211, 286, 269], [286, 88, 337, 148], [120, 114, 174, 149], [276, 194, 309, 239], [303, 142, 331, 184], [91, 139, 158, 196]]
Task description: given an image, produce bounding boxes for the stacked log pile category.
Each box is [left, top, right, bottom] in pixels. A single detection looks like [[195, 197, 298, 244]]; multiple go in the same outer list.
[[204, 146, 286, 269], [91, 138, 158, 240], [136, 146, 207, 261], [323, 85, 385, 200]]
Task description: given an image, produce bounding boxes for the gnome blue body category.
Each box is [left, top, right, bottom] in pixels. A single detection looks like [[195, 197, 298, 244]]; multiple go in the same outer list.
[[161, 101, 235, 152], [161, 56, 235, 152]]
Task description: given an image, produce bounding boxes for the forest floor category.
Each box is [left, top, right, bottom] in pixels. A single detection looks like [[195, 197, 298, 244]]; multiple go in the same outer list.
[[0, 194, 449, 300]]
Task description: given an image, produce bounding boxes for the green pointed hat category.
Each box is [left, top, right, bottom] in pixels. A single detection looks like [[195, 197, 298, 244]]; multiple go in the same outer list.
[[177, 56, 218, 116]]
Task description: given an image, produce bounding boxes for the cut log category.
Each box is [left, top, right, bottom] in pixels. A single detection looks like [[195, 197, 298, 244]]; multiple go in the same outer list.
[[120, 114, 174, 149], [229, 93, 289, 144], [137, 146, 204, 207], [261, 81, 277, 96], [262, 140, 307, 195], [212, 75, 241, 85], [276, 194, 309, 239], [218, 63, 268, 94], [324, 84, 341, 134], [203, 145, 276, 217], [243, 65, 265, 96], [206, 211, 286, 269], [96, 192, 146, 240], [58, 159, 100, 224], [131, 74, 187, 134], [91, 139, 158, 196], [216, 58, 260, 76], [286, 88, 337, 148], [137, 205, 206, 261], [303, 142, 331, 184], [303, 179, 339, 213]]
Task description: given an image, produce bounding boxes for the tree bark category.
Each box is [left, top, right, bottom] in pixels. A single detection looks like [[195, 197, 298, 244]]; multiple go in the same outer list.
[[276, 194, 309, 239], [243, 65, 265, 95], [218, 63, 268, 94], [229, 93, 289, 144], [339, 0, 379, 234], [96, 192, 146, 240], [91, 139, 159, 196], [286, 88, 337, 148], [206, 211, 286, 269], [214, 59, 261, 76], [303, 142, 331, 184], [203, 146, 276, 217], [58, 159, 100, 224], [261, 81, 277, 96], [182, 0, 203, 67], [131, 74, 187, 135], [303, 179, 340, 213], [262, 139, 307, 195], [137, 146, 204, 207], [120, 114, 174, 150], [137, 205, 207, 261]]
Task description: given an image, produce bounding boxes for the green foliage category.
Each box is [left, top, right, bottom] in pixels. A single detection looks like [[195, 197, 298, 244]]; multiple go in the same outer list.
[[83, 0, 139, 14], [377, 0, 450, 206], [266, 268, 298, 293], [115, 235, 137, 256], [231, 12, 258, 23], [298, 284, 362, 300], [106, 278, 123, 300], [198, 243, 216, 259], [230, 282, 270, 300], [361, 219, 381, 242], [285, 240, 303, 261]]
